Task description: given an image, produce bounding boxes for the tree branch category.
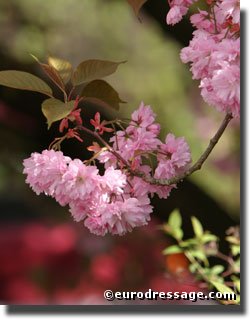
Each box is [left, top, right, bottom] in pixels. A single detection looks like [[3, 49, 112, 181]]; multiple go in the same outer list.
[[77, 125, 130, 168], [137, 113, 233, 186], [77, 113, 233, 187]]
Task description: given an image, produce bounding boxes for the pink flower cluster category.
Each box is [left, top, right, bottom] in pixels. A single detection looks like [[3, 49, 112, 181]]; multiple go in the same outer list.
[[166, 0, 240, 118], [23, 103, 191, 236], [166, 0, 197, 25]]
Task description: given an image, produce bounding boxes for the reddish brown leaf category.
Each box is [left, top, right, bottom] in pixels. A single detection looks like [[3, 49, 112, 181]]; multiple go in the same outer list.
[[72, 59, 126, 86], [81, 79, 126, 110]]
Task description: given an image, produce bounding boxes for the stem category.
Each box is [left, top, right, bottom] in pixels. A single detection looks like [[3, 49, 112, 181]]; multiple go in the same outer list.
[[136, 113, 233, 186], [222, 269, 234, 278], [77, 125, 129, 168], [175, 235, 211, 284], [77, 113, 232, 187], [216, 251, 237, 278], [216, 251, 235, 268], [223, 28, 230, 40], [68, 87, 75, 101], [212, 5, 218, 34], [185, 250, 210, 284]]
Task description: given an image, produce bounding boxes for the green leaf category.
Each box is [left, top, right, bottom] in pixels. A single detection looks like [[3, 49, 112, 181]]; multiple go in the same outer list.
[[126, 0, 148, 16], [201, 233, 218, 243], [236, 281, 240, 293], [191, 216, 204, 238], [173, 228, 183, 241], [179, 239, 198, 247], [81, 80, 126, 110], [211, 265, 225, 275], [0, 70, 52, 96], [162, 245, 183, 255], [226, 236, 240, 245], [210, 281, 235, 295], [168, 210, 182, 229], [48, 56, 73, 84], [189, 263, 198, 273], [72, 59, 126, 86], [231, 276, 240, 293], [41, 98, 75, 128], [231, 244, 240, 256], [233, 257, 240, 273], [188, 249, 207, 262]]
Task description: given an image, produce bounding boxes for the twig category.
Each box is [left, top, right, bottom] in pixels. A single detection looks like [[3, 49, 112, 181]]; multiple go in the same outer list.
[[134, 113, 233, 186], [77, 125, 129, 168], [216, 251, 235, 270], [212, 7, 218, 34], [77, 113, 232, 187]]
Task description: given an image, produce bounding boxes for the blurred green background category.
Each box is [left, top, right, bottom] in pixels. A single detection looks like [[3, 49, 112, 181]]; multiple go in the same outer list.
[[0, 0, 239, 304]]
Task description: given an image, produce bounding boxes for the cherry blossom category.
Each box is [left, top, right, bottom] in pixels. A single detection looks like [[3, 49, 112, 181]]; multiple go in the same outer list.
[[166, 0, 197, 25], [168, 0, 240, 118], [23, 103, 191, 236]]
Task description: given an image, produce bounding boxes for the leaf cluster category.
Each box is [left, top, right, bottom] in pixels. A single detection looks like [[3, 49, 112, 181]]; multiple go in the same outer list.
[[0, 56, 126, 128], [162, 210, 240, 304]]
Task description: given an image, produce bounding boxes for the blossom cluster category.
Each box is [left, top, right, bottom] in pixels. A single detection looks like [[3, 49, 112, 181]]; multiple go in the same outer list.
[[166, 0, 198, 25], [23, 103, 191, 236], [166, 0, 240, 118]]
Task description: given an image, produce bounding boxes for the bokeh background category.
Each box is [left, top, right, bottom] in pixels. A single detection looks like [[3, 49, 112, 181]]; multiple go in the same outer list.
[[0, 0, 240, 304]]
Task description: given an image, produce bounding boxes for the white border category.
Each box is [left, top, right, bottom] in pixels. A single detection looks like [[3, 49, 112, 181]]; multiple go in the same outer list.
[[0, 0, 248, 318]]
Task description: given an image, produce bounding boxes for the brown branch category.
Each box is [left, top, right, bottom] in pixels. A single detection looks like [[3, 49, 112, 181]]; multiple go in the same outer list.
[[78, 113, 233, 187], [135, 113, 233, 186], [77, 125, 130, 168]]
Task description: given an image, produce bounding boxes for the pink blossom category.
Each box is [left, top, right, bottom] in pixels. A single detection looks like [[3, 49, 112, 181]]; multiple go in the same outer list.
[[107, 102, 161, 168], [154, 161, 176, 180], [163, 134, 191, 168], [23, 150, 70, 195], [154, 133, 191, 180], [97, 150, 117, 168], [180, 30, 216, 79], [166, 5, 188, 25], [148, 123, 161, 135], [101, 167, 127, 194], [149, 184, 173, 199], [181, 29, 240, 117], [69, 201, 89, 222], [219, 0, 240, 25], [109, 123, 161, 166], [130, 175, 173, 200], [84, 196, 152, 236], [23, 103, 192, 236], [166, 0, 197, 25], [131, 102, 156, 128], [200, 63, 240, 117], [190, 10, 214, 32], [59, 159, 100, 202], [170, 0, 240, 117]]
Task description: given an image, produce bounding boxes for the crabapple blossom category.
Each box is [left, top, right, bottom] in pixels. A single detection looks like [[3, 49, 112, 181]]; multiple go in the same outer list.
[[154, 133, 191, 180], [219, 0, 240, 25], [101, 166, 127, 195], [23, 149, 71, 196], [1, 0, 238, 240], [167, 0, 240, 117], [84, 195, 152, 236], [23, 103, 191, 236], [166, 0, 197, 25]]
